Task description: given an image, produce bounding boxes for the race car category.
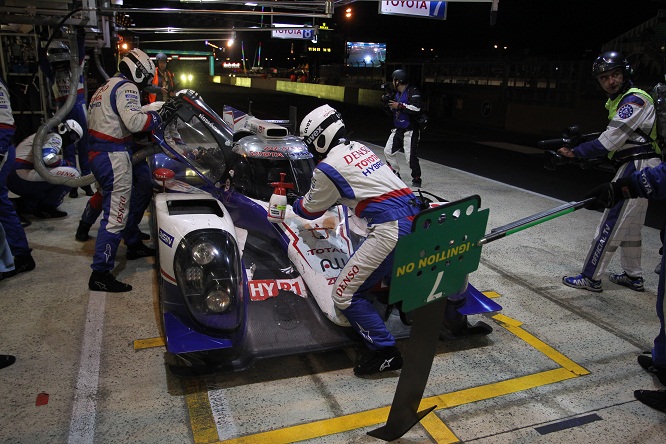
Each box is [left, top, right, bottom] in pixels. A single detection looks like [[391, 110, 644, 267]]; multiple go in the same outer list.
[[144, 90, 502, 373]]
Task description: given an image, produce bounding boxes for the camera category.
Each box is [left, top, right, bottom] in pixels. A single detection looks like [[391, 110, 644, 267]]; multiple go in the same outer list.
[[380, 81, 395, 106], [540, 125, 604, 171]]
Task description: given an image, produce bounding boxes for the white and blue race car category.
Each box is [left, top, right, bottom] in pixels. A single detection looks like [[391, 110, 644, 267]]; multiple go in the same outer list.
[[143, 90, 501, 374]]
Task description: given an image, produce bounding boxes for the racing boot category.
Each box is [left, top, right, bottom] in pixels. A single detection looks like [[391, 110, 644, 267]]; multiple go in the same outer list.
[[69, 188, 79, 198], [88, 271, 132, 292], [126, 242, 156, 260], [75, 221, 92, 242], [33, 207, 67, 219], [353, 346, 403, 376], [634, 389, 666, 413], [81, 185, 95, 196], [638, 354, 666, 385], [1, 254, 35, 279], [0, 354, 16, 370]]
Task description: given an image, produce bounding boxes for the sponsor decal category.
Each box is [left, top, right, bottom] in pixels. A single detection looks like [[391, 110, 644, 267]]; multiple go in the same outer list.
[[591, 223, 611, 266], [198, 113, 216, 129], [248, 278, 306, 301], [159, 228, 174, 248], [320, 257, 347, 272], [617, 104, 633, 119], [116, 195, 127, 223], [335, 264, 360, 297], [246, 151, 287, 158], [305, 125, 323, 146], [307, 247, 346, 255]]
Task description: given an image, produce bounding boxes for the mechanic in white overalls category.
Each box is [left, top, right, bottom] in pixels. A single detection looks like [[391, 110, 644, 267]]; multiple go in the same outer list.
[[559, 51, 661, 293], [293, 105, 422, 376], [86, 49, 180, 292]]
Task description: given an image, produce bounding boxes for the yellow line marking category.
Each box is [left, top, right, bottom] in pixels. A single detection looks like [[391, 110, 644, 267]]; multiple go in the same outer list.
[[184, 378, 220, 444], [133, 337, 166, 350], [192, 311, 590, 443], [420, 411, 460, 443], [493, 314, 590, 376], [481, 290, 501, 298]]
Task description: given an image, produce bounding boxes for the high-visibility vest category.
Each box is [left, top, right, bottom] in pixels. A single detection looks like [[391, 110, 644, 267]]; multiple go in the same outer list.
[[147, 68, 175, 103], [605, 87, 660, 158]]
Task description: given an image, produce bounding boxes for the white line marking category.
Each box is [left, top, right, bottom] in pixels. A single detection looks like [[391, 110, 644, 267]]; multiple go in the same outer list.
[[67, 291, 107, 444], [206, 377, 238, 440]]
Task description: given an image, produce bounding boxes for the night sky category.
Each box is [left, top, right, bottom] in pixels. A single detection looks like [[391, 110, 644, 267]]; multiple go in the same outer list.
[[340, 0, 666, 59], [126, 0, 666, 61]]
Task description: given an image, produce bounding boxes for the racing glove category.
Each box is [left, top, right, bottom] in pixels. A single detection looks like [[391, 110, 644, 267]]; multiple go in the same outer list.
[[584, 177, 637, 210], [157, 96, 184, 124]]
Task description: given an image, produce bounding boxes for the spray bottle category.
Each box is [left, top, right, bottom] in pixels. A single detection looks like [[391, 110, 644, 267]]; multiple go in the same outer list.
[[267, 172, 294, 223]]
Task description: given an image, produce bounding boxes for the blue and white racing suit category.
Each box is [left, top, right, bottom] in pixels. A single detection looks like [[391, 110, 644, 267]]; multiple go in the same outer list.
[[625, 163, 666, 369], [87, 75, 160, 273], [293, 141, 421, 350], [573, 87, 661, 280], [0, 76, 30, 257], [7, 133, 79, 213]]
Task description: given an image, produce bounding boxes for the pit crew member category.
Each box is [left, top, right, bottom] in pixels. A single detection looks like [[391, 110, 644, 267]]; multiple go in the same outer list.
[[559, 51, 661, 292], [86, 48, 179, 292], [293, 104, 421, 376], [7, 120, 82, 218], [585, 161, 666, 413]]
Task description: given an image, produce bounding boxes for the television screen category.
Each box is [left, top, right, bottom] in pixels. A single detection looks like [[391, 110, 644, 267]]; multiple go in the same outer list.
[[346, 42, 386, 67]]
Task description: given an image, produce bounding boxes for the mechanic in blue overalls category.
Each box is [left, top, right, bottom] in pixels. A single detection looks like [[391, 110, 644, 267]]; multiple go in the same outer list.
[[86, 48, 179, 292], [585, 160, 666, 413], [383, 69, 423, 187], [0, 75, 34, 279], [293, 104, 422, 376], [559, 51, 661, 293], [39, 28, 93, 198]]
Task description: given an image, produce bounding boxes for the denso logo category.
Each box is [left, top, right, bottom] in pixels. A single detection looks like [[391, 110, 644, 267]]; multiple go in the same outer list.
[[116, 195, 127, 223], [159, 228, 174, 248]]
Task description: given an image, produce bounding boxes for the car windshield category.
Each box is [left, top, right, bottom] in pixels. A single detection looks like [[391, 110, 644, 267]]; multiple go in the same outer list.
[[163, 117, 227, 184], [232, 155, 315, 201]]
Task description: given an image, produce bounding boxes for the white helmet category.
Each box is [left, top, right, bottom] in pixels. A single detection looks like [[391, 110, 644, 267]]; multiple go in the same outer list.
[[57, 119, 84, 146], [119, 48, 154, 87], [47, 41, 70, 64], [299, 104, 346, 159]]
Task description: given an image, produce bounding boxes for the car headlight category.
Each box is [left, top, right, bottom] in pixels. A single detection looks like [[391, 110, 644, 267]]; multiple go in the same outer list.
[[206, 287, 231, 312], [192, 241, 217, 265], [173, 229, 245, 330]]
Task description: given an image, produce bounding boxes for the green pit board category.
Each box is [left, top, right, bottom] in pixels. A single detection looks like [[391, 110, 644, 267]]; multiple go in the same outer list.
[[389, 195, 489, 313]]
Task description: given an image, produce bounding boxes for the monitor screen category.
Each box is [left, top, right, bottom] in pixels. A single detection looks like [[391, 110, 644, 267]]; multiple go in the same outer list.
[[346, 42, 386, 67]]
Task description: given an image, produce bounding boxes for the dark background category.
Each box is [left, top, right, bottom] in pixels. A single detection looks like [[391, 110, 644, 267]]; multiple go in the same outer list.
[[126, 0, 666, 61]]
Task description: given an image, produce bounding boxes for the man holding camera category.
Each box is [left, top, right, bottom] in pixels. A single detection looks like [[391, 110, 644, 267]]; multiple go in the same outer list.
[[558, 51, 661, 293], [382, 69, 424, 187]]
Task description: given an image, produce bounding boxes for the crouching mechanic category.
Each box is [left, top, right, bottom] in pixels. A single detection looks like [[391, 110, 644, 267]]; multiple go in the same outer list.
[[585, 164, 666, 413], [292, 105, 422, 376], [8, 119, 82, 218], [87, 48, 181, 292]]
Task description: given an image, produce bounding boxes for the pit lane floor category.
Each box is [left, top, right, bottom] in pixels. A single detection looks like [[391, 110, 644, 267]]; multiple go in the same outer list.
[[1, 142, 665, 443]]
